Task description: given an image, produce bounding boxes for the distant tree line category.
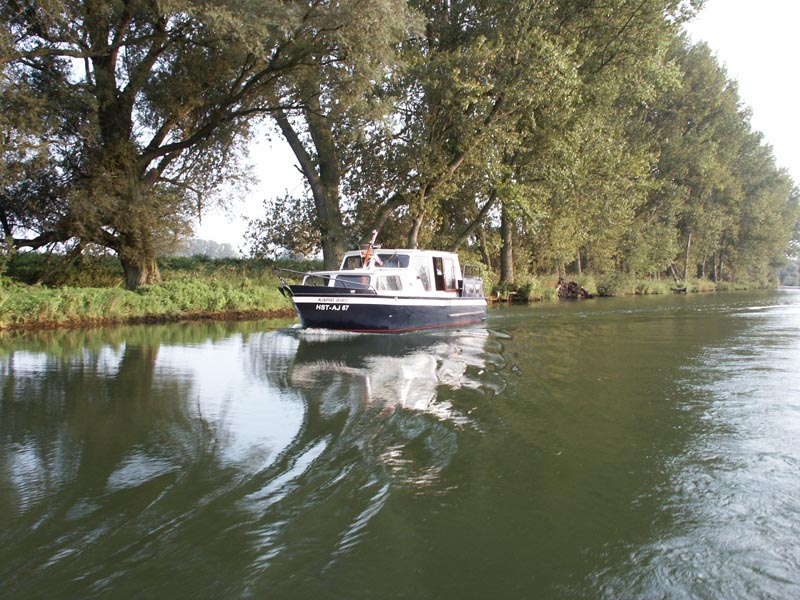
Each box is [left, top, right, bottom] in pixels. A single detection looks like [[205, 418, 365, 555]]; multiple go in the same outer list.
[[780, 262, 799, 287], [2, 0, 798, 290], [171, 239, 238, 260]]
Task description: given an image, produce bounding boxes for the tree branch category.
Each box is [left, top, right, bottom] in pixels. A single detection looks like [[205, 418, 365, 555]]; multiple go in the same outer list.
[[451, 189, 497, 250]]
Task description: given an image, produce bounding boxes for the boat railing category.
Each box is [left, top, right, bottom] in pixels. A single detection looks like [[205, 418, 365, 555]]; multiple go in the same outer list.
[[461, 264, 485, 298], [276, 267, 376, 292]]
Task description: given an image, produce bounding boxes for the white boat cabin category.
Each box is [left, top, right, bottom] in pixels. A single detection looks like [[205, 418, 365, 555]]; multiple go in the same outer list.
[[301, 249, 480, 297]]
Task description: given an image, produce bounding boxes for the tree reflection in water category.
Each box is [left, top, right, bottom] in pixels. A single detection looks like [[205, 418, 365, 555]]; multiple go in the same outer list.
[[0, 322, 504, 598]]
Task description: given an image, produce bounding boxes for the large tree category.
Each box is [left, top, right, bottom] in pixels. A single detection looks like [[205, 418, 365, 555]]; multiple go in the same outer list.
[[352, 0, 566, 250], [261, 0, 418, 269], [1, 0, 304, 288], [639, 39, 797, 283]]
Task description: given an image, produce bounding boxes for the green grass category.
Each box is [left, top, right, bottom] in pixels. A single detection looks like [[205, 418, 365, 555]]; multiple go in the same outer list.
[[0, 255, 296, 329]]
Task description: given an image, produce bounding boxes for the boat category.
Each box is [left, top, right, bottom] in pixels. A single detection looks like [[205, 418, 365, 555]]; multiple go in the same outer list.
[[277, 232, 487, 333]]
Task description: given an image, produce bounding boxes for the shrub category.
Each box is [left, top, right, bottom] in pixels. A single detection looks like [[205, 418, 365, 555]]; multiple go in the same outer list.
[[596, 272, 636, 297], [574, 275, 599, 297], [635, 280, 672, 295]]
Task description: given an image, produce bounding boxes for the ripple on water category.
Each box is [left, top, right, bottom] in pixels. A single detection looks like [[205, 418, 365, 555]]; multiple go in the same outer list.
[[596, 298, 800, 599]]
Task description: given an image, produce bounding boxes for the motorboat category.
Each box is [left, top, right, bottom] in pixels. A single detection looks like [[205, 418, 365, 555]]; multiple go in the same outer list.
[[278, 233, 487, 333]]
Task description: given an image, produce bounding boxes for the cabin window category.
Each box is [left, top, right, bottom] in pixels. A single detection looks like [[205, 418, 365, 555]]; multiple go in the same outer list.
[[342, 255, 363, 270], [412, 256, 432, 291], [377, 253, 410, 268], [444, 258, 458, 290], [334, 275, 370, 289], [444, 258, 457, 290], [376, 275, 402, 291]]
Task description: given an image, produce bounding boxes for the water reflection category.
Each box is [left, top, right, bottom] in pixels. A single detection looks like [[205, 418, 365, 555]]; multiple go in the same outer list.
[[10, 293, 800, 599], [0, 322, 502, 599], [288, 330, 496, 423], [238, 328, 505, 586]]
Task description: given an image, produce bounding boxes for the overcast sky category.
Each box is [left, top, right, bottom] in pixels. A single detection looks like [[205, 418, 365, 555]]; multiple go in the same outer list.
[[197, 1, 800, 249]]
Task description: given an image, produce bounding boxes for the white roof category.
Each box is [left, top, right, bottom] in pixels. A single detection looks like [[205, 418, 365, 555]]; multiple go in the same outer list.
[[343, 248, 460, 258]]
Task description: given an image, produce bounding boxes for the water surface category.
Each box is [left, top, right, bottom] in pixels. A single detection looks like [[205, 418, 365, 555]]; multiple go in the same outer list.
[[2, 291, 800, 598]]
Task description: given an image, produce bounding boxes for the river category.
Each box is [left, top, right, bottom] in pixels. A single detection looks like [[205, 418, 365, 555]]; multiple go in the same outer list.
[[2, 289, 800, 599]]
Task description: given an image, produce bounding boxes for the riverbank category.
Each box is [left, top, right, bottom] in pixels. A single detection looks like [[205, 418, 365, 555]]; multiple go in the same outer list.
[[0, 256, 297, 331], [489, 272, 770, 303], [0, 254, 775, 331], [0, 280, 297, 331]]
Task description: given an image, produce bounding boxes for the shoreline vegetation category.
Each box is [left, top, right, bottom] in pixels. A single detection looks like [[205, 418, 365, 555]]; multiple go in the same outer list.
[[0, 254, 777, 332], [0, 255, 299, 332]]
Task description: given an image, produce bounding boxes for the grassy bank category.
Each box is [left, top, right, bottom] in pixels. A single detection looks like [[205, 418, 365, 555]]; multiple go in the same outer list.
[[0, 255, 299, 330], [0, 253, 776, 330], [490, 272, 774, 303]]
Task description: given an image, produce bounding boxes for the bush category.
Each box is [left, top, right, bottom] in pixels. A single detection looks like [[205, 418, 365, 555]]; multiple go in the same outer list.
[[6, 251, 123, 287], [595, 272, 636, 297], [520, 277, 560, 302], [0, 238, 15, 276], [574, 274, 599, 297], [634, 280, 672, 295], [490, 276, 559, 302]]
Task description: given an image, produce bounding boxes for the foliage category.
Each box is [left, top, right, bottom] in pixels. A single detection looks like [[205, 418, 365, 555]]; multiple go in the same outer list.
[[0, 237, 14, 275], [596, 272, 638, 297], [634, 280, 673, 295], [4, 0, 798, 293], [516, 278, 560, 303], [0, 0, 323, 288], [245, 193, 321, 260], [7, 251, 123, 287], [779, 261, 800, 286]]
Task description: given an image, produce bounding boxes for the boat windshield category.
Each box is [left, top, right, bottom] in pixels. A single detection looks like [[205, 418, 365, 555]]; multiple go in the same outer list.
[[340, 253, 410, 270], [333, 274, 371, 289], [377, 253, 410, 268], [341, 255, 363, 270]]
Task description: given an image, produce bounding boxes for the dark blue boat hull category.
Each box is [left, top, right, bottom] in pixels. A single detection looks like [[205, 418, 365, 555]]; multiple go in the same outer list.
[[284, 286, 486, 333]]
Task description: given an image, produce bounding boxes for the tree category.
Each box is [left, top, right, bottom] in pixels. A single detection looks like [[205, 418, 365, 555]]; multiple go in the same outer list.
[[641, 38, 796, 283], [260, 0, 419, 269], [729, 136, 797, 282], [1, 0, 305, 288], [486, 0, 697, 280], [339, 0, 570, 259]]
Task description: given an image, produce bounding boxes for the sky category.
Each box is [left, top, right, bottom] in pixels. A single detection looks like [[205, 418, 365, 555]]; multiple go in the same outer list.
[[196, 0, 800, 251], [684, 0, 800, 182]]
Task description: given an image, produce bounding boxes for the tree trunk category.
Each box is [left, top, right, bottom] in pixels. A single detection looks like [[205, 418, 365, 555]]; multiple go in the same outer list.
[[479, 227, 492, 270], [451, 190, 497, 251], [683, 231, 692, 282], [500, 203, 514, 285], [667, 258, 681, 283], [407, 185, 430, 249], [713, 251, 719, 282], [121, 254, 161, 290], [270, 90, 347, 271], [408, 214, 424, 248], [306, 102, 346, 270]]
